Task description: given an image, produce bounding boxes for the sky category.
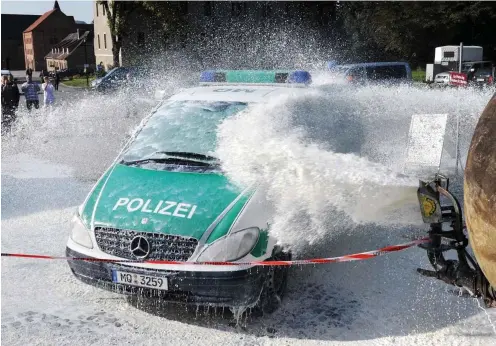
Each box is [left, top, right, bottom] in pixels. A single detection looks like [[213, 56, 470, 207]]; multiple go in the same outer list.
[[1, 0, 93, 23]]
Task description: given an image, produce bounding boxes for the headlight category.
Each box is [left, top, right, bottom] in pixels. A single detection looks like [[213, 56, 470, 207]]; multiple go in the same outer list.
[[197, 227, 260, 262], [70, 214, 93, 249]]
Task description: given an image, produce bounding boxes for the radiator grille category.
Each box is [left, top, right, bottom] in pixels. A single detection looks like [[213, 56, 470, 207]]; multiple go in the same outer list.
[[94, 227, 198, 261]]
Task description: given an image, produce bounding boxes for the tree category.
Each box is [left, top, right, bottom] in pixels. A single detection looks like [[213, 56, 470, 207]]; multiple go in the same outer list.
[[98, 0, 139, 67], [137, 1, 189, 45], [335, 1, 496, 67]]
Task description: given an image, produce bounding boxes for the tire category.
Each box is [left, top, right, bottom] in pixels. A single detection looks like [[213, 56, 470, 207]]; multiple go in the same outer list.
[[255, 249, 291, 315]]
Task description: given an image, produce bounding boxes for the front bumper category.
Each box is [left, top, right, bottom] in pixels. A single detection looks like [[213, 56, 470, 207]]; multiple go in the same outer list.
[[66, 247, 268, 307]]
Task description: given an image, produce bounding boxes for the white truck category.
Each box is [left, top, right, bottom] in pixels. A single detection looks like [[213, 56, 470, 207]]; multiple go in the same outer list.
[[434, 45, 483, 66], [426, 46, 483, 82]]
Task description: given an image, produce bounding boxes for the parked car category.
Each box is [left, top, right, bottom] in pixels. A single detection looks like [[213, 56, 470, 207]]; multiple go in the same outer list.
[[470, 69, 494, 87], [91, 66, 141, 92], [66, 69, 316, 313], [461, 61, 495, 87], [328, 62, 413, 85], [434, 72, 450, 86]]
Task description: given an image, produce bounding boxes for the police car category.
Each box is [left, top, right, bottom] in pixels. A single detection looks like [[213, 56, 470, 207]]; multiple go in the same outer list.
[[66, 70, 312, 313]]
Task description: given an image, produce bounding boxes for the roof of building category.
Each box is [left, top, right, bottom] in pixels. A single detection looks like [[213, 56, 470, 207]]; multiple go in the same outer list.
[[1, 14, 40, 40], [23, 1, 70, 33], [23, 9, 56, 33], [44, 30, 92, 60]]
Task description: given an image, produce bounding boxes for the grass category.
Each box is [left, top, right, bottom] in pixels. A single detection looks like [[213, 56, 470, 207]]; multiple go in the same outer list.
[[61, 75, 96, 88], [412, 70, 426, 82]]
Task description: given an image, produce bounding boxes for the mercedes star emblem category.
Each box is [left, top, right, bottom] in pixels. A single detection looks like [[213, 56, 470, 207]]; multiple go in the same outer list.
[[129, 236, 151, 259]]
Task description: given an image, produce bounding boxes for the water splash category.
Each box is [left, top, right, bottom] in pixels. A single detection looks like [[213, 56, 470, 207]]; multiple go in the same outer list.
[[216, 82, 493, 250]]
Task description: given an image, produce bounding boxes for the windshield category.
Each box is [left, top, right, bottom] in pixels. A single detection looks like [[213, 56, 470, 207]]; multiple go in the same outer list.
[[461, 63, 474, 72], [121, 101, 248, 163]]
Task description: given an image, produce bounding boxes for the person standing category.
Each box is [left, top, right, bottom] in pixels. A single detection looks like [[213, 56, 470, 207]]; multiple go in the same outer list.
[[21, 75, 40, 111], [1, 75, 20, 126], [39, 70, 46, 83], [41, 76, 55, 108], [54, 70, 60, 91], [26, 66, 33, 78]]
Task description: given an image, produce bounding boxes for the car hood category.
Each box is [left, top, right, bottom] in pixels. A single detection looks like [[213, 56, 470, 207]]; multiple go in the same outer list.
[[80, 164, 250, 241]]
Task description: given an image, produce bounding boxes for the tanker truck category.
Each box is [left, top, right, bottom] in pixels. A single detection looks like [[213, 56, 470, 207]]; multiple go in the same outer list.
[[416, 92, 496, 307]]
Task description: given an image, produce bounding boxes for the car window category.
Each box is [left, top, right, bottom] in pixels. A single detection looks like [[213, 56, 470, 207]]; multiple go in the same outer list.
[[461, 63, 473, 72], [121, 101, 248, 163], [107, 68, 129, 81], [481, 62, 493, 69], [365, 65, 407, 80], [475, 68, 493, 77]]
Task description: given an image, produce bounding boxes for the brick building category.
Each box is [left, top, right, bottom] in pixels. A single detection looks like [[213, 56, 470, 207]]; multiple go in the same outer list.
[[23, 1, 79, 70]]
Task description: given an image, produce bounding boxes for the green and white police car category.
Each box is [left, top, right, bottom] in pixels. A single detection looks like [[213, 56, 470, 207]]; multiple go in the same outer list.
[[66, 70, 312, 313]]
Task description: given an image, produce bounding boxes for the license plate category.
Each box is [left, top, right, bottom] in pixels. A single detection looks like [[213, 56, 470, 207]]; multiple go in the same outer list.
[[112, 270, 168, 290], [477, 78, 485, 82]]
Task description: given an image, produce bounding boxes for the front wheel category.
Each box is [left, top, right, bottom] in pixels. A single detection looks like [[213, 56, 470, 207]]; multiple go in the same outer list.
[[255, 250, 291, 315]]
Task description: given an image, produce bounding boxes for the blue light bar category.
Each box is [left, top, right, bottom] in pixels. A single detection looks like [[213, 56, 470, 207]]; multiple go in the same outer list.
[[200, 71, 226, 83], [287, 70, 312, 84], [199, 70, 312, 85]]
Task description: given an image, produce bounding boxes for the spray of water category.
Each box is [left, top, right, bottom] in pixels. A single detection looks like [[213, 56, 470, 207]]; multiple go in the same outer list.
[[3, 50, 493, 253], [216, 80, 494, 250]]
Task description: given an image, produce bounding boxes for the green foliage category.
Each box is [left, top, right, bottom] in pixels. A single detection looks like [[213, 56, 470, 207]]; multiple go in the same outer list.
[[61, 75, 96, 88], [97, 1, 138, 39], [411, 70, 426, 82], [335, 1, 496, 66], [138, 1, 188, 37], [93, 1, 495, 69]]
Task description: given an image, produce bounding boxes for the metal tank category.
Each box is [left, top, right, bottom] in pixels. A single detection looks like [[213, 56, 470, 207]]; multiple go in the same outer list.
[[415, 92, 496, 307], [465, 92, 496, 288]]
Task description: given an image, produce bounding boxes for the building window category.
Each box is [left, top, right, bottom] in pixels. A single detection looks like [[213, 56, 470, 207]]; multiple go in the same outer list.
[[204, 1, 212, 16], [98, 34, 101, 49], [104, 34, 107, 49], [102, 4, 106, 16], [96, 3, 99, 16]]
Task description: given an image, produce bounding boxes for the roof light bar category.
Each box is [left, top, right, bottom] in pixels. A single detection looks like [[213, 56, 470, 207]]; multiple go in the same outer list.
[[199, 70, 312, 85]]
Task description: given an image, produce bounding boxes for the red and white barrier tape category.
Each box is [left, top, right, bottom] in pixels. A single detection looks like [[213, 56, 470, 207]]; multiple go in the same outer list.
[[1, 237, 429, 267]]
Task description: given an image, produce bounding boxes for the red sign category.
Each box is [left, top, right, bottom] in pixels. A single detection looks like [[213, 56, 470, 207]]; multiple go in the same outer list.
[[448, 72, 468, 86]]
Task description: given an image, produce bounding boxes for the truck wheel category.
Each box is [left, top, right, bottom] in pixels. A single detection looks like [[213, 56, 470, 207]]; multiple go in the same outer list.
[[256, 250, 291, 315]]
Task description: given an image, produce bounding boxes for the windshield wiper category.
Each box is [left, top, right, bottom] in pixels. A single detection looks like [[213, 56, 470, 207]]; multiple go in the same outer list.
[[120, 157, 218, 167], [154, 151, 218, 161]]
